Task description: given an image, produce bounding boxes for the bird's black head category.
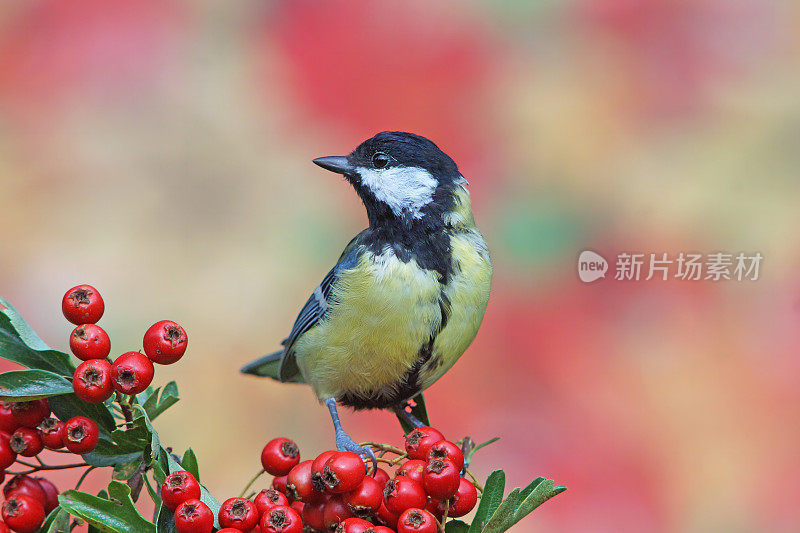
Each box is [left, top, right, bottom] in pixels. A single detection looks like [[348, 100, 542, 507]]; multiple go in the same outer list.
[[313, 132, 465, 227]]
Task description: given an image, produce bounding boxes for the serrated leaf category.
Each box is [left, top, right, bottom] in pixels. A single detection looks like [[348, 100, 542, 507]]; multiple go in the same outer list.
[[113, 459, 142, 481], [468, 470, 505, 533], [511, 479, 566, 526], [181, 448, 199, 481], [156, 505, 178, 533], [0, 298, 74, 376], [49, 393, 116, 435], [138, 381, 179, 422], [481, 488, 520, 533], [58, 481, 155, 533], [0, 369, 73, 401], [445, 520, 470, 533], [397, 392, 431, 434]]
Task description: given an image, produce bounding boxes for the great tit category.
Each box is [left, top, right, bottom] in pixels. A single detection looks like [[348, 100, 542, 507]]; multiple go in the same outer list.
[[242, 131, 492, 461]]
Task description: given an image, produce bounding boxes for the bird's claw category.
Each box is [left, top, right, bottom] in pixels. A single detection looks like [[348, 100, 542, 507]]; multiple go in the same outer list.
[[335, 431, 377, 475]]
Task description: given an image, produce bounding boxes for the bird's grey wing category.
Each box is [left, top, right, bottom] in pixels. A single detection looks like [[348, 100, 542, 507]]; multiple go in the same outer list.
[[240, 235, 362, 383]]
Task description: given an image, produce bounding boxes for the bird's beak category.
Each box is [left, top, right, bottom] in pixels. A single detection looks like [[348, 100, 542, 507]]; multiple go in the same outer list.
[[313, 156, 353, 175]]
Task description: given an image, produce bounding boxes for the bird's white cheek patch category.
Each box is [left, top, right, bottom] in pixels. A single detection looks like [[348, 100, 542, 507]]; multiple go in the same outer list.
[[357, 166, 437, 218]]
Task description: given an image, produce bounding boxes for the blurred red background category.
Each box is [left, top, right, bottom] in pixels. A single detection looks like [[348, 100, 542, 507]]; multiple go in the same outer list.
[[1, 0, 799, 531]]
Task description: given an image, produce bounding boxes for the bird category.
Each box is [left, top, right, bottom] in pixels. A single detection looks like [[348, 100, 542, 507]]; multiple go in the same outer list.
[[241, 131, 492, 462]]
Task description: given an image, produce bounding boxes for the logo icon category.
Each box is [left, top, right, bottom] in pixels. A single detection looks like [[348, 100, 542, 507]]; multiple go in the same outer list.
[[578, 251, 608, 283]]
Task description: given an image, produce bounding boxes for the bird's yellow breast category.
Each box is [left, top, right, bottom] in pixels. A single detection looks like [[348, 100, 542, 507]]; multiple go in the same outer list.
[[294, 249, 442, 400], [294, 225, 492, 405]]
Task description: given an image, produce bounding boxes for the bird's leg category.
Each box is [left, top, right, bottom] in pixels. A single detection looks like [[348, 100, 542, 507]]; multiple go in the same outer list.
[[393, 402, 426, 429], [324, 398, 377, 473]]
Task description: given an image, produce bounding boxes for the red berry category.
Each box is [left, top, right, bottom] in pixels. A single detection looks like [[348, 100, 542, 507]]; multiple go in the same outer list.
[[323, 452, 366, 494], [272, 475, 289, 495], [217, 530, 242, 533], [311, 450, 338, 491], [260, 505, 303, 533], [11, 400, 50, 428], [426, 441, 463, 472], [255, 488, 290, 515], [174, 499, 213, 533], [446, 478, 477, 517], [322, 497, 354, 530], [160, 470, 201, 511], [143, 320, 188, 365], [424, 497, 443, 520], [371, 527, 395, 533], [336, 517, 373, 533], [63, 416, 99, 454], [397, 508, 437, 533], [383, 477, 426, 516], [110, 352, 154, 395], [9, 428, 43, 457], [0, 520, 9, 533], [422, 458, 459, 501], [290, 500, 304, 514], [342, 476, 382, 517], [396, 459, 426, 485], [0, 435, 17, 470], [404, 427, 444, 461], [371, 467, 390, 489], [38, 418, 66, 450], [69, 324, 111, 361], [375, 501, 399, 529], [73, 359, 113, 404], [32, 478, 59, 515], [219, 497, 259, 531], [3, 476, 47, 507], [61, 285, 104, 325], [261, 437, 301, 476], [301, 499, 327, 531], [0, 403, 19, 433], [286, 460, 323, 503], [1, 495, 45, 533]]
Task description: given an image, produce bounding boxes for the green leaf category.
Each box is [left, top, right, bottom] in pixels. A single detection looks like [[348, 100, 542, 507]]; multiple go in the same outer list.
[[113, 458, 142, 482], [0, 298, 74, 376], [40, 507, 71, 532], [397, 392, 431, 434], [481, 488, 520, 533], [445, 520, 470, 533], [0, 369, 73, 401], [139, 381, 179, 421], [49, 393, 116, 434], [181, 448, 199, 481], [156, 506, 178, 533], [468, 470, 505, 533], [511, 478, 566, 527], [58, 481, 155, 533]]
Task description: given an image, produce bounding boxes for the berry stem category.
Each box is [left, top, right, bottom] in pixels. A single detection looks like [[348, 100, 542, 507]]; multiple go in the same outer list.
[[115, 391, 134, 429], [464, 468, 483, 493], [440, 500, 450, 533], [359, 441, 407, 457], [5, 462, 92, 475], [75, 466, 98, 490], [238, 468, 265, 498]]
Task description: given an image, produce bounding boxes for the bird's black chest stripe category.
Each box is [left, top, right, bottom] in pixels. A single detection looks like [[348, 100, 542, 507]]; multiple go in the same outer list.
[[363, 223, 453, 284]]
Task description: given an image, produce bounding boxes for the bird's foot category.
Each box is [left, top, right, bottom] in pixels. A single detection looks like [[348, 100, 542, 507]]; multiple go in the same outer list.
[[335, 430, 377, 474]]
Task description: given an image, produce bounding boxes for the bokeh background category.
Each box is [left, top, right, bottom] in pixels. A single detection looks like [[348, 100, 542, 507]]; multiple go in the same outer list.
[[1, 0, 799, 531]]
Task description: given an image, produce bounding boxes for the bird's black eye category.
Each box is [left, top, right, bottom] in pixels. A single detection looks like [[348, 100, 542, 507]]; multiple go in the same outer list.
[[372, 152, 390, 169]]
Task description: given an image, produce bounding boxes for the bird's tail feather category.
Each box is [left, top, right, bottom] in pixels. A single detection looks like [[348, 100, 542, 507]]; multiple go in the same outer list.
[[240, 350, 305, 383]]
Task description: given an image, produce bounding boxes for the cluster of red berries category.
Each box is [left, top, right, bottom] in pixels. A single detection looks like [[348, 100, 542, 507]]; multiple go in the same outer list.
[[0, 284, 191, 532], [0, 397, 86, 532], [64, 284, 188, 404], [160, 427, 478, 533]]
